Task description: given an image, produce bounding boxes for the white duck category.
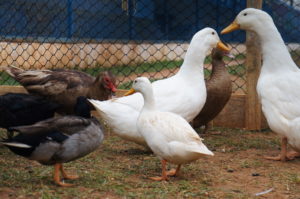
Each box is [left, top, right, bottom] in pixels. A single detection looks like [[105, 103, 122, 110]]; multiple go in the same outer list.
[[222, 8, 300, 161], [89, 28, 229, 146], [125, 77, 213, 181]]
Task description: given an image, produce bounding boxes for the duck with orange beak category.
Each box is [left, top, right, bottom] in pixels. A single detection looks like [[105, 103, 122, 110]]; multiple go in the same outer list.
[[221, 8, 300, 161], [89, 28, 230, 148]]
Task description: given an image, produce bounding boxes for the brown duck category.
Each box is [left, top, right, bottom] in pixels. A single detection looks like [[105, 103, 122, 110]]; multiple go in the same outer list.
[[3, 65, 117, 114], [193, 48, 232, 133]]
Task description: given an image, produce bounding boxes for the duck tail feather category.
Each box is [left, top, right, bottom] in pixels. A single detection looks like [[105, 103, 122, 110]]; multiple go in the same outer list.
[[188, 143, 214, 156], [0, 65, 24, 77], [0, 141, 32, 148]]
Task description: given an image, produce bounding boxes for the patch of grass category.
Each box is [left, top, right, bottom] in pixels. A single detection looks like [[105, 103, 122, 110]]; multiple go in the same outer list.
[[222, 53, 246, 62], [118, 78, 160, 90], [80, 58, 215, 79], [81, 59, 184, 77], [117, 81, 134, 90], [227, 64, 246, 77], [234, 53, 246, 60], [0, 54, 247, 86], [288, 173, 300, 184], [0, 60, 183, 86], [0, 72, 19, 85], [239, 160, 251, 168], [291, 49, 300, 67], [202, 127, 279, 152], [118, 68, 212, 89]]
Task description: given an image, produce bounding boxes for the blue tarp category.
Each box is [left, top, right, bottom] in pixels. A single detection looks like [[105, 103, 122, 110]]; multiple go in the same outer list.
[[0, 0, 298, 42]]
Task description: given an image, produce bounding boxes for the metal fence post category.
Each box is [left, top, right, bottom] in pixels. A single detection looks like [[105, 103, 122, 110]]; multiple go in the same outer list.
[[245, 0, 265, 130]]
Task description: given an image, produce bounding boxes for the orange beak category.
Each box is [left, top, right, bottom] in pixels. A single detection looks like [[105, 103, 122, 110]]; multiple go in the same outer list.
[[124, 88, 136, 96], [217, 41, 230, 52], [221, 20, 240, 34]]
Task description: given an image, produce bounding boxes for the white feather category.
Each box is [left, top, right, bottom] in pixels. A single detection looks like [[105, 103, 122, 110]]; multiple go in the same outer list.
[[232, 8, 300, 151], [89, 27, 222, 146], [134, 77, 213, 165], [1, 142, 32, 148]]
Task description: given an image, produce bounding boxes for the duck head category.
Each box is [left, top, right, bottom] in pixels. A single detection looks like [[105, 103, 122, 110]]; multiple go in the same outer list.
[[92, 71, 117, 99], [124, 77, 152, 96], [100, 71, 117, 93], [221, 8, 274, 34], [190, 27, 230, 53]]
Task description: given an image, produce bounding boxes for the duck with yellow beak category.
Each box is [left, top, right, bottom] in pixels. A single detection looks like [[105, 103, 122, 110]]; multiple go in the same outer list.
[[221, 8, 300, 161], [124, 77, 214, 181], [89, 28, 229, 148]]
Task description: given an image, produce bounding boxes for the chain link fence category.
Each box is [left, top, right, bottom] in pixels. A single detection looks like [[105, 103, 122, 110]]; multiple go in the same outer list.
[[0, 0, 299, 94]]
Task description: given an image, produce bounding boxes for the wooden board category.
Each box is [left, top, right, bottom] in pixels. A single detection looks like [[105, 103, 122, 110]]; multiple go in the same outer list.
[[245, 0, 264, 130], [212, 95, 245, 129], [212, 94, 268, 129], [0, 86, 27, 95]]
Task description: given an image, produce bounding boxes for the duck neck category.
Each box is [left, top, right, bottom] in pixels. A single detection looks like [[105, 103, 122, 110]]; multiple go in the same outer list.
[[210, 58, 225, 78], [178, 41, 206, 78], [256, 21, 298, 74], [141, 89, 156, 111]]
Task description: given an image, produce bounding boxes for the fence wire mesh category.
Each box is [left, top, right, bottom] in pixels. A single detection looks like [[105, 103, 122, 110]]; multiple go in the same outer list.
[[0, 0, 299, 95]]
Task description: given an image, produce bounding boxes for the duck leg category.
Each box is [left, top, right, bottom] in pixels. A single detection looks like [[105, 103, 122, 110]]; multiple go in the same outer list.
[[166, 164, 181, 177], [149, 159, 168, 181], [59, 164, 79, 180], [53, 163, 73, 187], [264, 137, 288, 161]]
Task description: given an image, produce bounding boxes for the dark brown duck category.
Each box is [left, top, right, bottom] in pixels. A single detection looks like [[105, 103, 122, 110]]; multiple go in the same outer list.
[[193, 48, 232, 133], [3, 65, 117, 114]]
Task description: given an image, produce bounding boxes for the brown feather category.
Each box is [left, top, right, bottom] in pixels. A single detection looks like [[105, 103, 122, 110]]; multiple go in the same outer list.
[[193, 48, 232, 133], [4, 66, 116, 114], [9, 116, 92, 135]]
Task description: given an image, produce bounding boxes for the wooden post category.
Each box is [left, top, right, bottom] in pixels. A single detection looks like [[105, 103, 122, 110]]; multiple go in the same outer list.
[[245, 0, 264, 130]]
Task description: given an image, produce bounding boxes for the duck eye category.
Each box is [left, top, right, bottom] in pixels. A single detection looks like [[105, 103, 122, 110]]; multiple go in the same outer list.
[[134, 80, 137, 83], [212, 32, 215, 35], [243, 13, 247, 16]]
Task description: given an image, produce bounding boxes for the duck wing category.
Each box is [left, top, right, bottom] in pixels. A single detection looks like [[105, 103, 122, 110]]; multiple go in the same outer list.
[[0, 93, 60, 128], [9, 116, 92, 136], [141, 111, 202, 143], [153, 76, 205, 122], [4, 66, 94, 96], [258, 72, 300, 121], [139, 111, 213, 155], [0, 93, 59, 112]]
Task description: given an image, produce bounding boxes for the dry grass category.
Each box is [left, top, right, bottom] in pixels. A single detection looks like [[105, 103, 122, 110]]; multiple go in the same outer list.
[[1, 127, 300, 199]]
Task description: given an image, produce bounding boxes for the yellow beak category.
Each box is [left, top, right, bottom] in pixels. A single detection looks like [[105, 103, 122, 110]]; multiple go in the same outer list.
[[217, 41, 230, 52], [124, 88, 136, 96], [221, 20, 240, 34]]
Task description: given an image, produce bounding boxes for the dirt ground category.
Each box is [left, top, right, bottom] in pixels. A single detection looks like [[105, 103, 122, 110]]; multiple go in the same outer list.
[[0, 127, 300, 199]]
